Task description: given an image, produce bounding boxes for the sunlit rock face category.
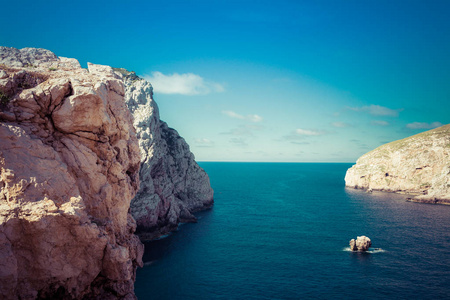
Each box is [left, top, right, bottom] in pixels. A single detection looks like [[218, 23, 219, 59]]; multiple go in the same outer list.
[[349, 236, 371, 252], [345, 124, 450, 204], [0, 47, 143, 299], [116, 69, 214, 241]]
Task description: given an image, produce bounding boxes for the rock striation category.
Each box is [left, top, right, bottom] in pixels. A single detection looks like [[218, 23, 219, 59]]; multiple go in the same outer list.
[[0, 47, 143, 299], [115, 68, 214, 241], [345, 124, 450, 204], [349, 236, 372, 252]]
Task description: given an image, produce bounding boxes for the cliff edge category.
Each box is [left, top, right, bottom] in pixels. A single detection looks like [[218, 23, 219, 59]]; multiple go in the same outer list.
[[345, 124, 450, 204], [0, 47, 143, 299], [115, 69, 214, 241]]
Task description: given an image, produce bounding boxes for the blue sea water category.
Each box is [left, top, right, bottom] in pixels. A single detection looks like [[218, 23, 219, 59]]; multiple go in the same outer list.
[[135, 163, 450, 299]]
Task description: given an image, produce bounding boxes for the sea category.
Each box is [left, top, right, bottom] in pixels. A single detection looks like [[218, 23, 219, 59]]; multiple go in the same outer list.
[[135, 163, 450, 299]]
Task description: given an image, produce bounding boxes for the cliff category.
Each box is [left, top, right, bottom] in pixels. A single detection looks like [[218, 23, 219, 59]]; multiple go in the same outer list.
[[345, 124, 450, 204], [0, 46, 214, 298], [0, 47, 143, 299], [115, 69, 214, 241]]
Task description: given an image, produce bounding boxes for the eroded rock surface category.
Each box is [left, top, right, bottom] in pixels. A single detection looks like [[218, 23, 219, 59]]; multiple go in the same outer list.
[[116, 69, 214, 240], [0, 47, 143, 299], [345, 125, 450, 204], [349, 236, 372, 252]]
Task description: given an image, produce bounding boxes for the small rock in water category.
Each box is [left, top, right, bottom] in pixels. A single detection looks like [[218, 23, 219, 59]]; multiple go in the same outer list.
[[349, 236, 372, 251]]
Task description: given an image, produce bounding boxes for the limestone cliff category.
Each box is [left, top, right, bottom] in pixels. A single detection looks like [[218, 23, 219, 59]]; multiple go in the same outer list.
[[0, 47, 143, 299], [345, 124, 450, 204], [115, 69, 214, 241]]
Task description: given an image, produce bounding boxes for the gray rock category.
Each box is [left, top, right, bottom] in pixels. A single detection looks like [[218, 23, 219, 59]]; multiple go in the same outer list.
[[0, 47, 58, 68], [118, 69, 214, 240]]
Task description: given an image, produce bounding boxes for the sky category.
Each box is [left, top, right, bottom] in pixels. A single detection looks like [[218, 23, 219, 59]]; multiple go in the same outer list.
[[2, 0, 450, 162]]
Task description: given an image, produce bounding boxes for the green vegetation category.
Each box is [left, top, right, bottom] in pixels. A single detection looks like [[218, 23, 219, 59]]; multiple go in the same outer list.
[[0, 90, 9, 106], [48, 67, 57, 71], [112, 67, 141, 82]]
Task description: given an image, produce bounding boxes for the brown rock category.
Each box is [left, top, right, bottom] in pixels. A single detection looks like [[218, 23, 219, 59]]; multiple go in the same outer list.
[[0, 47, 143, 299]]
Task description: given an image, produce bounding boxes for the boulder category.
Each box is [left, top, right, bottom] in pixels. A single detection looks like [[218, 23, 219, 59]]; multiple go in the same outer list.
[[349, 236, 372, 252]]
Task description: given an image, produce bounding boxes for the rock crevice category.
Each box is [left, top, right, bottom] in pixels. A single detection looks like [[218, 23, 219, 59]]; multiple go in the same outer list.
[[0, 47, 143, 299]]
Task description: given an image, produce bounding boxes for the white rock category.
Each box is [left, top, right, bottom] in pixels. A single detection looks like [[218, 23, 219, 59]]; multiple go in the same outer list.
[[349, 236, 372, 251], [345, 124, 450, 203]]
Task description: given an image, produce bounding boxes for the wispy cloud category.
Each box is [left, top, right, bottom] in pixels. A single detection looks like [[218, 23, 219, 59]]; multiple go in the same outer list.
[[220, 124, 263, 136], [406, 121, 443, 130], [229, 137, 248, 147], [331, 122, 351, 128], [222, 110, 263, 122], [349, 139, 370, 150], [282, 128, 328, 144], [295, 128, 327, 136], [193, 138, 215, 147], [348, 105, 402, 117], [371, 120, 390, 126], [144, 71, 224, 95]]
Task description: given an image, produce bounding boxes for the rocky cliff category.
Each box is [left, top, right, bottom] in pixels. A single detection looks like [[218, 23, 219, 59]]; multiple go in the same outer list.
[[0, 47, 143, 299], [345, 124, 450, 204], [115, 69, 214, 241], [0, 46, 214, 298]]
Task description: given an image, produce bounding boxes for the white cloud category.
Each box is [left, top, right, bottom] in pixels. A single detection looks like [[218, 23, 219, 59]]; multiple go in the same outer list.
[[282, 128, 328, 144], [144, 71, 225, 95], [331, 122, 351, 128], [371, 120, 390, 126], [295, 128, 327, 136], [222, 110, 263, 122], [406, 122, 443, 130], [348, 105, 402, 117]]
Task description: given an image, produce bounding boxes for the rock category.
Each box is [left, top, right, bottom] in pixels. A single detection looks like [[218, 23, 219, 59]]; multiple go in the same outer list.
[[349, 236, 372, 251], [0, 47, 59, 69], [345, 124, 450, 203], [117, 69, 214, 241], [0, 47, 143, 299]]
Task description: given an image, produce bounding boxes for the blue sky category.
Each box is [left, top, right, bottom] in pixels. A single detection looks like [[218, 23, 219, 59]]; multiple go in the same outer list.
[[2, 0, 450, 162]]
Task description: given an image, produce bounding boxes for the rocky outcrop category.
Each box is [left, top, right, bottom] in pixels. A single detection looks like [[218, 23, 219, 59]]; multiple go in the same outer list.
[[115, 69, 214, 241], [0, 47, 143, 299], [349, 236, 372, 252], [345, 124, 450, 203]]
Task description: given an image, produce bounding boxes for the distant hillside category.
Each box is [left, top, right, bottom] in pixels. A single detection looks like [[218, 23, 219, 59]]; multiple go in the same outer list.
[[345, 124, 450, 204]]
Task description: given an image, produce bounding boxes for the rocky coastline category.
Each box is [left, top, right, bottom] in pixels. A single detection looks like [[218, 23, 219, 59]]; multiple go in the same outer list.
[[345, 124, 450, 204], [0, 47, 213, 299], [118, 69, 214, 241]]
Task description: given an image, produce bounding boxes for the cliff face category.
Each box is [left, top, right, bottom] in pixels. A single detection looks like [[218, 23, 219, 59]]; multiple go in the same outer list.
[[0, 47, 143, 299], [116, 69, 214, 240], [345, 124, 450, 203]]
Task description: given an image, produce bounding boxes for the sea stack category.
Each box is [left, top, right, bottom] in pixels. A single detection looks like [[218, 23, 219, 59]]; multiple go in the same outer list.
[[345, 124, 450, 204], [349, 236, 372, 252]]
